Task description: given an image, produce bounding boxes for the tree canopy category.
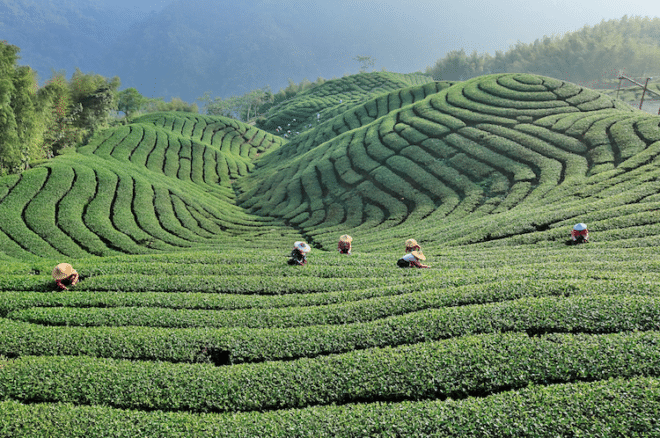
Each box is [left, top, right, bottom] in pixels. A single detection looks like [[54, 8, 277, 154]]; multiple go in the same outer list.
[[0, 42, 39, 171], [426, 16, 660, 83]]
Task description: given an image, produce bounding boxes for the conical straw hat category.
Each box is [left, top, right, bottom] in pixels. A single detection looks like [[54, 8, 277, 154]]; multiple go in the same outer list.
[[52, 263, 74, 280], [411, 250, 426, 261], [339, 234, 352, 243], [573, 223, 587, 231], [405, 239, 418, 247]]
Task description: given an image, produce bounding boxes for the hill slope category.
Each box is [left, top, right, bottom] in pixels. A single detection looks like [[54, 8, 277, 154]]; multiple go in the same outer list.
[[0, 112, 293, 260], [0, 72, 659, 259], [239, 73, 660, 251]]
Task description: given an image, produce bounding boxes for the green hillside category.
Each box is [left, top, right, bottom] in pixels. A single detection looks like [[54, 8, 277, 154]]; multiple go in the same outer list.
[[240, 73, 660, 251], [1, 72, 660, 436], [256, 71, 436, 135], [0, 112, 294, 260]]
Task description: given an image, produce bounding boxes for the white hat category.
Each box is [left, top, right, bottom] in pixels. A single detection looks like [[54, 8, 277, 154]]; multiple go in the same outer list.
[[573, 223, 587, 231], [294, 241, 311, 253]]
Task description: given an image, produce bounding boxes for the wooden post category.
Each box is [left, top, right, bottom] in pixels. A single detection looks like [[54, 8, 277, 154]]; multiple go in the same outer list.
[[639, 77, 651, 110]]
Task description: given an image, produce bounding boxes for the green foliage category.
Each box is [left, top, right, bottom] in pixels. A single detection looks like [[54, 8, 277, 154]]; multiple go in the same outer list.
[[135, 96, 198, 114], [1, 66, 660, 435], [68, 68, 120, 132], [38, 72, 85, 156], [0, 42, 41, 172], [255, 71, 434, 135], [116, 87, 144, 118], [0, 377, 657, 437], [426, 16, 660, 84], [202, 87, 271, 122], [2, 330, 660, 414], [239, 72, 660, 248], [0, 245, 659, 434], [0, 42, 23, 170]]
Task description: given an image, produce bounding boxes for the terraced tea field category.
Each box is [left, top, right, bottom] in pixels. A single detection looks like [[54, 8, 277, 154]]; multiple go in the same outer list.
[[240, 73, 660, 251], [1, 72, 660, 436]]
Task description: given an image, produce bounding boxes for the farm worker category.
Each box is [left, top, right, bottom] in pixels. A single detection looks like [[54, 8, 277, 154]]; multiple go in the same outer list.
[[338, 234, 352, 254], [571, 223, 589, 244], [405, 239, 421, 253], [397, 250, 428, 268], [288, 241, 311, 266], [52, 263, 79, 290]]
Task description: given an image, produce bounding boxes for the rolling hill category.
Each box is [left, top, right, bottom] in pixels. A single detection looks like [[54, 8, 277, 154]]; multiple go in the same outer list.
[[1, 72, 660, 436], [241, 72, 660, 251]]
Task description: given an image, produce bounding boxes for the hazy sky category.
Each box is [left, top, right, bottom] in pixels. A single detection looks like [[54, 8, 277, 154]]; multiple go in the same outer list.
[[385, 0, 660, 56], [97, 0, 660, 73], [97, 0, 171, 12]]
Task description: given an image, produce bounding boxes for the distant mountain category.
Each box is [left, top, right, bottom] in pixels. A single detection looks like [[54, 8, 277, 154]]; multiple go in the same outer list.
[[2, 0, 439, 103], [97, 0, 431, 102], [0, 0, 145, 81], [99, 0, 324, 102]]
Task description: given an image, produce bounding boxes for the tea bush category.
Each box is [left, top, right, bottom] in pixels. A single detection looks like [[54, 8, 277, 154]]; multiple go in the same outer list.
[[0, 72, 659, 435]]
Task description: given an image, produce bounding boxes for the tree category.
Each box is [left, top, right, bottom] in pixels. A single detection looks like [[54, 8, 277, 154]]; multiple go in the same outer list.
[[0, 41, 40, 172], [283, 78, 298, 99], [69, 68, 120, 132], [38, 72, 85, 156], [202, 87, 271, 122], [11, 65, 40, 167], [203, 95, 242, 118], [142, 96, 198, 113], [0, 42, 22, 171], [242, 87, 271, 121], [117, 87, 145, 118], [354, 55, 376, 73], [425, 16, 660, 83]]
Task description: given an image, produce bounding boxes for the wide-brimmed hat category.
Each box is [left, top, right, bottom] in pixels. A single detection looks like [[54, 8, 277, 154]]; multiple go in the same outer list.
[[339, 234, 352, 243], [411, 250, 426, 261], [405, 238, 418, 247], [573, 223, 587, 231], [52, 263, 75, 280], [294, 241, 311, 253]]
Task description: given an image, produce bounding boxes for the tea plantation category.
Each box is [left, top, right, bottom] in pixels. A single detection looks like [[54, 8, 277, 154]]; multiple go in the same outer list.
[[1, 73, 660, 437]]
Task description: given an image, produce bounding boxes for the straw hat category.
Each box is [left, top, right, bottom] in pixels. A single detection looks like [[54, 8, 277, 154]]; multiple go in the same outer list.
[[339, 234, 352, 243], [405, 239, 418, 247], [411, 250, 426, 261], [573, 223, 587, 231], [294, 241, 311, 254], [52, 263, 75, 280]]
